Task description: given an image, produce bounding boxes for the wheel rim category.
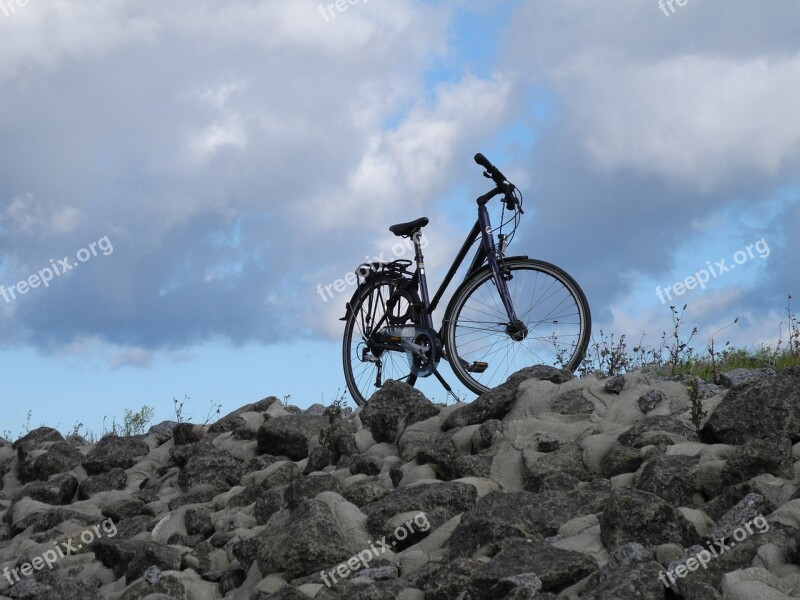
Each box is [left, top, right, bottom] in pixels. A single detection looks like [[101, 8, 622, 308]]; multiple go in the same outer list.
[[446, 261, 589, 393], [344, 280, 415, 405]]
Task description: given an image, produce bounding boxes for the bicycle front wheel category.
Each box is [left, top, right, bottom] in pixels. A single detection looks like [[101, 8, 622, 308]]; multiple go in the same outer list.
[[444, 258, 591, 395]]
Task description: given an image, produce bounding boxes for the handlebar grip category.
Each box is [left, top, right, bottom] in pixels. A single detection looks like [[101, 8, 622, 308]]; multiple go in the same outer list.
[[474, 153, 493, 170], [474, 152, 508, 185]]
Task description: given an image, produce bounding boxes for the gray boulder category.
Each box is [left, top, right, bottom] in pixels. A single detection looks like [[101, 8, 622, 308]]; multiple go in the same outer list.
[[257, 499, 353, 579], [256, 414, 327, 460], [701, 369, 800, 444], [635, 454, 700, 507], [359, 380, 439, 443], [444, 366, 572, 431], [82, 436, 150, 475], [600, 488, 698, 550]]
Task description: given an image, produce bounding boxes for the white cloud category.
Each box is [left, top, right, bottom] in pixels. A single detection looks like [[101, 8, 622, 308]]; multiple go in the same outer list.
[[306, 75, 513, 230], [558, 53, 800, 190], [1, 193, 81, 235]]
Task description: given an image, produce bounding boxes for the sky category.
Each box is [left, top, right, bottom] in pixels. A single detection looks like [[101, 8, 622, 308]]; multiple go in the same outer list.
[[0, 0, 798, 436]]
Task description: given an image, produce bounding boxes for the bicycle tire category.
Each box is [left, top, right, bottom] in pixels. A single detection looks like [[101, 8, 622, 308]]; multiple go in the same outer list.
[[443, 258, 591, 395], [342, 275, 420, 406]]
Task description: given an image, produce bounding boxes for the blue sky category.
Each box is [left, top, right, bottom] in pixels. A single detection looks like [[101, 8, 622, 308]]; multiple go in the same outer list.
[[0, 0, 798, 437]]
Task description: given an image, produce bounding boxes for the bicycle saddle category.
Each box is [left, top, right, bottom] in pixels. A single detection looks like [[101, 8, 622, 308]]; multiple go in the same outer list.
[[389, 217, 429, 237]]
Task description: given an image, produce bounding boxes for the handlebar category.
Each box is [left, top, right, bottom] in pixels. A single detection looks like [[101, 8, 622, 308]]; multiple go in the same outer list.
[[474, 152, 517, 210], [474, 153, 508, 185]]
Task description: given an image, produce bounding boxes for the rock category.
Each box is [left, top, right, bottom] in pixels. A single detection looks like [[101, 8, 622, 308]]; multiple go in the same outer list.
[[445, 490, 546, 558], [600, 443, 643, 478], [285, 473, 342, 509], [256, 414, 327, 460], [92, 539, 183, 581], [304, 446, 334, 474], [172, 422, 203, 445], [720, 435, 795, 486], [359, 380, 439, 443], [600, 488, 698, 550], [101, 498, 155, 521], [348, 455, 383, 477], [618, 416, 698, 448], [15, 473, 78, 505], [253, 487, 287, 525], [208, 396, 278, 434], [635, 454, 700, 506], [82, 435, 150, 475], [551, 390, 595, 415], [453, 454, 493, 479], [708, 493, 772, 542], [446, 485, 609, 558], [637, 389, 666, 414], [12, 426, 63, 448], [717, 367, 777, 388], [471, 537, 597, 595], [185, 506, 215, 537], [703, 482, 777, 521], [146, 420, 178, 444], [177, 449, 244, 491], [604, 374, 626, 394], [257, 499, 353, 579], [535, 432, 560, 452], [342, 478, 391, 507], [362, 481, 477, 541], [444, 366, 572, 430], [583, 560, 667, 600], [476, 420, 504, 451], [17, 441, 82, 483], [523, 443, 591, 492], [701, 369, 800, 444], [414, 558, 484, 600], [598, 542, 653, 583], [416, 430, 464, 480], [78, 467, 128, 499]]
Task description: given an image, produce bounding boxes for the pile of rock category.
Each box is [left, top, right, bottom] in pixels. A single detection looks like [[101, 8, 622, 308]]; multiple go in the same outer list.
[[1, 365, 800, 599]]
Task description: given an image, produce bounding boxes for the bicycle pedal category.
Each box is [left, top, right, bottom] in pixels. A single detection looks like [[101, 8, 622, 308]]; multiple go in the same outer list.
[[466, 361, 488, 373]]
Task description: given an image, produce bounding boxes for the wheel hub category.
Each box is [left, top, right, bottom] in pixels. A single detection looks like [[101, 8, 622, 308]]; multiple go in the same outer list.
[[506, 320, 528, 342]]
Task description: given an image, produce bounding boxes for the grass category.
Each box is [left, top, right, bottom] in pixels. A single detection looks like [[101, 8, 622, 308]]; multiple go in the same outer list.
[[577, 295, 800, 382]]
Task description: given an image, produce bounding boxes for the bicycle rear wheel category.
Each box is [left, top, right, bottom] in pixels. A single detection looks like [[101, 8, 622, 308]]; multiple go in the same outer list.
[[342, 276, 418, 406], [444, 258, 591, 395]]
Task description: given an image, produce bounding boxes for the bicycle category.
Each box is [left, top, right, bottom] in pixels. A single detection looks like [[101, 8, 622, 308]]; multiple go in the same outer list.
[[341, 153, 591, 406]]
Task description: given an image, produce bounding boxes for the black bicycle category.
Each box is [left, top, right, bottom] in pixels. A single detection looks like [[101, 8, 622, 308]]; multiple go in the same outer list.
[[342, 153, 591, 406]]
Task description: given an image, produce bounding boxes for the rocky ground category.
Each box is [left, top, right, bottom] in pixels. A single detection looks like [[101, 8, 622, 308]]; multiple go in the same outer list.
[[1, 365, 800, 599]]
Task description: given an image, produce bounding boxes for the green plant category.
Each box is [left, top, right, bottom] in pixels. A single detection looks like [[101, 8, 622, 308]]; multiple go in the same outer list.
[[200, 399, 222, 427], [685, 377, 708, 434], [123, 405, 155, 436], [707, 318, 739, 384], [662, 304, 698, 376], [319, 397, 347, 456], [173, 395, 188, 423]]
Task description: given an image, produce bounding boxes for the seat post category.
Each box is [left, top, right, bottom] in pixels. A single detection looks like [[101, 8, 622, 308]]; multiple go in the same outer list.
[[411, 230, 433, 328]]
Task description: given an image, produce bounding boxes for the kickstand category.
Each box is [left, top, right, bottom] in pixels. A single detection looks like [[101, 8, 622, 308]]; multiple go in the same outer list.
[[431, 367, 460, 404]]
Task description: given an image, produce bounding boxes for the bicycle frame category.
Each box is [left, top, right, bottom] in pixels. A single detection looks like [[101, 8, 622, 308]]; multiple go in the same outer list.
[[411, 202, 521, 336]]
